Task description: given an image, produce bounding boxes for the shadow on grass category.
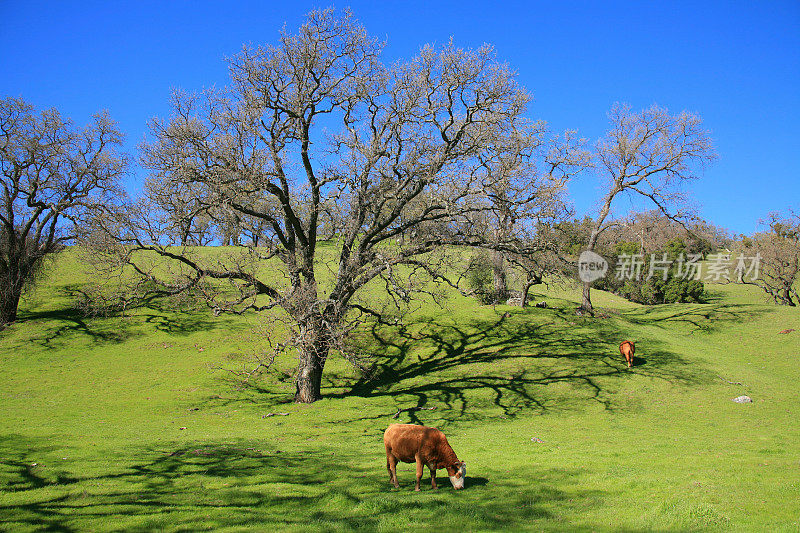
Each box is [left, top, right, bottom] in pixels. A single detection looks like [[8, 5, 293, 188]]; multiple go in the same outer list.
[[314, 303, 763, 424], [621, 302, 767, 335], [10, 285, 222, 350], [12, 308, 135, 349], [0, 435, 599, 531], [703, 288, 727, 303]]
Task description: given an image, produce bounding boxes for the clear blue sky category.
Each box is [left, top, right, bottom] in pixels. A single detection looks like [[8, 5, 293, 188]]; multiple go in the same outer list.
[[1, 0, 798, 235]]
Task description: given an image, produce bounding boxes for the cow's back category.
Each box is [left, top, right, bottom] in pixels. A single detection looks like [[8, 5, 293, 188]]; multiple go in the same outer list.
[[384, 424, 443, 463], [619, 341, 635, 355]]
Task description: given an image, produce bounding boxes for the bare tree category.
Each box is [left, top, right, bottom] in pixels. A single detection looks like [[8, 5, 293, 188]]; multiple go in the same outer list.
[[0, 97, 126, 325], [470, 129, 588, 304], [88, 9, 566, 403], [580, 103, 715, 313], [737, 211, 799, 306], [505, 218, 581, 308], [143, 173, 212, 246], [602, 210, 724, 257]]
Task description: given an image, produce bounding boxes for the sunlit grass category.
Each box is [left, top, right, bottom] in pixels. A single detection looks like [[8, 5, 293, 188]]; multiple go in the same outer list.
[[1, 248, 798, 531]]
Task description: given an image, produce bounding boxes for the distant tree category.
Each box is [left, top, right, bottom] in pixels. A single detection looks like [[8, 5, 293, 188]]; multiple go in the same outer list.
[[602, 210, 727, 258], [505, 235, 571, 307], [0, 97, 126, 325], [553, 217, 596, 257], [486, 216, 595, 308], [468, 130, 587, 305], [580, 104, 716, 314], [687, 218, 730, 253], [88, 9, 566, 403], [497, 131, 588, 304], [737, 211, 799, 306], [143, 173, 212, 245]]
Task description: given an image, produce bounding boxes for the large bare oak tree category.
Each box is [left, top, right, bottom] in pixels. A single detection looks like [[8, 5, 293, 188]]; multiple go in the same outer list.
[[580, 103, 715, 313], [0, 97, 126, 324], [90, 9, 574, 402]]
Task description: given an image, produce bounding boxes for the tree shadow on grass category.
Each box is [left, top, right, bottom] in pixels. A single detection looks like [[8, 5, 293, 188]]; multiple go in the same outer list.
[[325, 303, 762, 425], [0, 435, 601, 532], [10, 308, 136, 349], [139, 308, 220, 336], [620, 302, 767, 335], [8, 291, 223, 350]]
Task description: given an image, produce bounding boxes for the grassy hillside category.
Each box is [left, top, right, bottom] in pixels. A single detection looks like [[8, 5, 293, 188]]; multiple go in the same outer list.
[[1, 248, 799, 531]]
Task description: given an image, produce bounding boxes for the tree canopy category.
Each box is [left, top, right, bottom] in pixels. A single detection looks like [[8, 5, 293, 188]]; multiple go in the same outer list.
[[0, 97, 126, 324], [88, 9, 579, 402]]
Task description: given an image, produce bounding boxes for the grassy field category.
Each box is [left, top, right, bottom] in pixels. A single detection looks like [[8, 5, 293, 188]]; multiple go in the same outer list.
[[1, 249, 799, 532]]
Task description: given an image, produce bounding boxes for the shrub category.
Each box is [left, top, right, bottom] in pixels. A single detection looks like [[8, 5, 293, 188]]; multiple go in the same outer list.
[[595, 239, 706, 305], [466, 252, 499, 305]]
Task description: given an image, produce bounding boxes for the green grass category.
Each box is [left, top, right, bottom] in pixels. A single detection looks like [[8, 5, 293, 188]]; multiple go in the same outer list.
[[1, 248, 799, 531]]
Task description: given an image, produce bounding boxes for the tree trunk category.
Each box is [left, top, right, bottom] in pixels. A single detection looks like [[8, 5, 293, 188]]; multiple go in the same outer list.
[[583, 192, 614, 316], [782, 287, 796, 306], [580, 236, 600, 314], [180, 223, 190, 246], [293, 318, 332, 403], [0, 285, 21, 325], [520, 274, 541, 308], [295, 352, 325, 403], [1, 247, 36, 325], [491, 250, 508, 303], [580, 281, 594, 314], [520, 281, 532, 308]]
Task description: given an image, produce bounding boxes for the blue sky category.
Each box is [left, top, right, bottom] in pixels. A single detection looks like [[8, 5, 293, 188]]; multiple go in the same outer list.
[[1, 0, 798, 235]]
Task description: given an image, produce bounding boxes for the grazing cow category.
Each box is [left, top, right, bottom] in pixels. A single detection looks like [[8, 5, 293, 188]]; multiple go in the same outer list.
[[384, 423, 466, 491], [619, 340, 635, 368]]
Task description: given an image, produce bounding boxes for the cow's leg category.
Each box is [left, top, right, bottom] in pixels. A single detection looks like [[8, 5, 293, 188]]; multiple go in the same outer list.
[[429, 466, 438, 489], [414, 454, 423, 491], [386, 452, 399, 488]]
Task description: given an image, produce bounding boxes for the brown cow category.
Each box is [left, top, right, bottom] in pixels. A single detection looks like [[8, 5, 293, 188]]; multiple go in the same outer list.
[[384, 423, 466, 491], [619, 340, 635, 368]]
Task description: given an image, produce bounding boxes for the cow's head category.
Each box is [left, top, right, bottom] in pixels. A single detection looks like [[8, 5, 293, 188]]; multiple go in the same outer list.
[[446, 461, 466, 490]]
